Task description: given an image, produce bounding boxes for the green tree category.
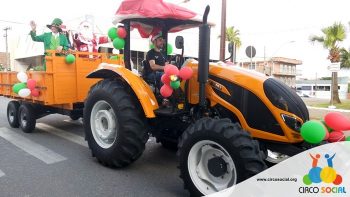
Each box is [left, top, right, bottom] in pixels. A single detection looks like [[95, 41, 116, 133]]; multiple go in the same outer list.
[[310, 22, 346, 104], [340, 48, 350, 68], [226, 26, 241, 63]]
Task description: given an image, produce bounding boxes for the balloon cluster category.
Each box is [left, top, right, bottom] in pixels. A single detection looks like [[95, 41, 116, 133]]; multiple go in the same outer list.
[[12, 72, 40, 98], [160, 64, 193, 98], [301, 112, 350, 144], [108, 27, 126, 50]]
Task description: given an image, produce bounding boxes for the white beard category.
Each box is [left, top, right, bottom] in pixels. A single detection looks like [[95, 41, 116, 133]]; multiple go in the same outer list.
[[80, 29, 94, 41]]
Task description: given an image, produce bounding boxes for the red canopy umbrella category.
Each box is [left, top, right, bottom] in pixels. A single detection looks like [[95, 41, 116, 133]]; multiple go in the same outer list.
[[113, 0, 211, 38]]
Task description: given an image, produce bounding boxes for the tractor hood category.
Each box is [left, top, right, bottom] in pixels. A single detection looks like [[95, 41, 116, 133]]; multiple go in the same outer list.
[[113, 0, 214, 38]]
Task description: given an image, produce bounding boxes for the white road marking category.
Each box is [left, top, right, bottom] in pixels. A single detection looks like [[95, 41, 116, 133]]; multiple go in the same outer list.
[[0, 169, 5, 177], [0, 127, 67, 164], [36, 123, 88, 148]]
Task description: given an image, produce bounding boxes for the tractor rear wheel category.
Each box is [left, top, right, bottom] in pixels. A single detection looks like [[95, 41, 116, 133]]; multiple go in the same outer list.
[[7, 100, 20, 128], [84, 79, 148, 168], [178, 117, 266, 196]]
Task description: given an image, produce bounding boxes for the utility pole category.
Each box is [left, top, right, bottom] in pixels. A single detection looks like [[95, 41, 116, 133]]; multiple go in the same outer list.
[[3, 26, 11, 70], [219, 0, 226, 61]]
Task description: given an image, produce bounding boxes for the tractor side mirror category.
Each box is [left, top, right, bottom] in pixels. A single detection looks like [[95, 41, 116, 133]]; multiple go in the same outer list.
[[175, 36, 184, 49]]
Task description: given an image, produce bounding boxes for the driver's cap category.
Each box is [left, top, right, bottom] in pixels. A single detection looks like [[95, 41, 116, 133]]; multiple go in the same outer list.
[[151, 33, 163, 42]]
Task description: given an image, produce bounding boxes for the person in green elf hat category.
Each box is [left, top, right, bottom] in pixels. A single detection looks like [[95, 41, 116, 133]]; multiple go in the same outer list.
[[30, 18, 70, 70]]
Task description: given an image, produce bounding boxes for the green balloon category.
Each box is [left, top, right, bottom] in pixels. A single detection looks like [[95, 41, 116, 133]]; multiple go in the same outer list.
[[113, 37, 125, 49], [300, 120, 326, 144], [346, 136, 350, 141], [170, 80, 180, 89], [167, 43, 173, 55], [149, 44, 154, 49], [65, 54, 75, 64], [13, 82, 27, 94], [110, 55, 119, 60], [108, 27, 118, 40]]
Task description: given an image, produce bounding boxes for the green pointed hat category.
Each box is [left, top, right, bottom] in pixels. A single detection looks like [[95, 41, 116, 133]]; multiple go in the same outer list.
[[47, 18, 63, 32]]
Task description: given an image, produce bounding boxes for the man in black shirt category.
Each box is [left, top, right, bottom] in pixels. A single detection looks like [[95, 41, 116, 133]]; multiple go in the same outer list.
[[144, 33, 166, 88]]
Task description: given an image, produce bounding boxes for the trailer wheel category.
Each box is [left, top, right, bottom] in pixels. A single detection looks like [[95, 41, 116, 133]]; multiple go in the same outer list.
[[7, 100, 20, 128], [178, 117, 267, 196], [84, 79, 148, 168], [69, 114, 80, 121], [18, 103, 36, 133]]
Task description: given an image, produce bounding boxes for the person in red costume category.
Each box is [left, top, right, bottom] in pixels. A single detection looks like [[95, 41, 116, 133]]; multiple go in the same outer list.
[[73, 21, 109, 56]]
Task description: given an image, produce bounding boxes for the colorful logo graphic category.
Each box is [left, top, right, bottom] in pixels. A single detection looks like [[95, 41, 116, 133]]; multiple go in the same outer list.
[[303, 153, 342, 185]]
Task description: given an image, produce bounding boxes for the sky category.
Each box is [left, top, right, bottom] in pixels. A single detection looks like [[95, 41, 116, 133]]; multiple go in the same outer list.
[[1, 0, 350, 78]]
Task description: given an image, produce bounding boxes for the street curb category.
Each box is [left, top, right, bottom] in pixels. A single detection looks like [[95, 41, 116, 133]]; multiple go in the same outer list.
[[307, 106, 350, 113]]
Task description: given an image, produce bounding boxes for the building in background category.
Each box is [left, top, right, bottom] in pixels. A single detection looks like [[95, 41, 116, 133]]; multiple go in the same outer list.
[[296, 77, 349, 99], [0, 52, 10, 70], [238, 57, 302, 89]]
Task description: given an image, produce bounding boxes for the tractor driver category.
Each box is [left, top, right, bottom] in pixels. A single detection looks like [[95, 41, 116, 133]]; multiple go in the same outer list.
[[144, 33, 166, 88]]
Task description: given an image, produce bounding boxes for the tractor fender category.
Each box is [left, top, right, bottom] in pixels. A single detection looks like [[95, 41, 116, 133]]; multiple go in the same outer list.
[[87, 63, 158, 118]]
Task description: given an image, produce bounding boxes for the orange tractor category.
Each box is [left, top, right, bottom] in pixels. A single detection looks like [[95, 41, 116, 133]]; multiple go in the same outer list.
[[82, 2, 309, 196], [0, 1, 310, 196]]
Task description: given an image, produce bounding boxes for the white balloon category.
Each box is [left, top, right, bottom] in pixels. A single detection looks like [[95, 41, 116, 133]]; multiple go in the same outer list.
[[18, 88, 31, 97], [17, 72, 28, 83]]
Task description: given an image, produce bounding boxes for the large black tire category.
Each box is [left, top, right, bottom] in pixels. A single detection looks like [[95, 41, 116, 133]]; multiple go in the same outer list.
[[18, 103, 37, 133], [7, 100, 20, 128], [84, 79, 149, 168], [178, 117, 267, 196]]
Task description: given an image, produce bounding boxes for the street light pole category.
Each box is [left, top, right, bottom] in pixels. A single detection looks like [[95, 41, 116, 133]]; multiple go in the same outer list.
[[219, 0, 226, 61], [3, 26, 11, 70]]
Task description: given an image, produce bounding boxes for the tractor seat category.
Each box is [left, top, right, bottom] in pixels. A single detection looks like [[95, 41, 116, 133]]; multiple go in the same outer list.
[[141, 60, 157, 86]]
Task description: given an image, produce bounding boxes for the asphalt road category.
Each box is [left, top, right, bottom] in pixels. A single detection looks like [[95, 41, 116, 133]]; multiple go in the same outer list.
[[0, 97, 188, 197]]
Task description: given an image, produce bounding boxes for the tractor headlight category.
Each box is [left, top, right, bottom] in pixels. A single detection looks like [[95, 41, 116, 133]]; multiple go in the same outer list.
[[281, 114, 302, 132]]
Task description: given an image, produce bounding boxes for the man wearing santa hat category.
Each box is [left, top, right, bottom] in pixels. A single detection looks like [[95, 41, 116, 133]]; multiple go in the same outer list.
[[73, 21, 108, 56]]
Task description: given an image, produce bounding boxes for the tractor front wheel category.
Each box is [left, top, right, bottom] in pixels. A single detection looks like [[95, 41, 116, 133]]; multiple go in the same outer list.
[[178, 117, 267, 196]]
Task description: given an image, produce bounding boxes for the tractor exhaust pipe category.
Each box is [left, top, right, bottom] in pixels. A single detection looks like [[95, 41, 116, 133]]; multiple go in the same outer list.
[[198, 6, 210, 109], [124, 21, 131, 70]]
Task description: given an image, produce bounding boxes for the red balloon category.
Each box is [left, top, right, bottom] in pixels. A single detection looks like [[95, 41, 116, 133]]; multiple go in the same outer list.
[[31, 88, 40, 97], [117, 27, 127, 39], [324, 130, 329, 140], [328, 131, 345, 143], [27, 79, 36, 90], [161, 74, 171, 85], [333, 174, 342, 185], [160, 84, 173, 98], [164, 64, 179, 76], [179, 67, 193, 80], [324, 112, 350, 131]]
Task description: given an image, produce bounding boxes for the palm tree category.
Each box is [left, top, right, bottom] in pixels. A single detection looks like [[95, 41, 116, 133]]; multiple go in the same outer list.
[[226, 26, 242, 63], [340, 48, 350, 68], [310, 22, 346, 104]]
